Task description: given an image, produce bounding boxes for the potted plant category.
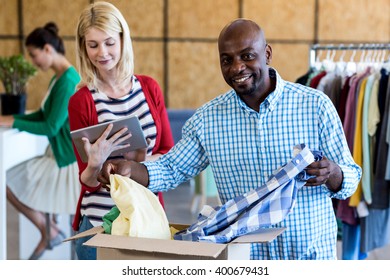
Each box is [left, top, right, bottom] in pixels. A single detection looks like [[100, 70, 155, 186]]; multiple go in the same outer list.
[[0, 54, 37, 115]]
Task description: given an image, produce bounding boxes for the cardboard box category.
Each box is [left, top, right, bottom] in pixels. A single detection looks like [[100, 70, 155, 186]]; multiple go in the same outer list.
[[66, 224, 285, 260]]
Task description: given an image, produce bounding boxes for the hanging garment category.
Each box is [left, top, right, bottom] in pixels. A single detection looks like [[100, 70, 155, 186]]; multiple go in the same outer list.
[[309, 70, 327, 88], [371, 71, 390, 209], [386, 111, 390, 180], [295, 68, 314, 85], [343, 67, 372, 153], [373, 69, 390, 173], [361, 73, 380, 204], [360, 69, 390, 254], [174, 144, 322, 243], [350, 77, 368, 207], [341, 222, 367, 260], [361, 208, 390, 254], [109, 174, 171, 240], [316, 71, 342, 108], [338, 76, 352, 123]]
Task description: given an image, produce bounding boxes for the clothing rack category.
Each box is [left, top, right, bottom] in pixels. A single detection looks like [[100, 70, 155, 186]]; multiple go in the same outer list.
[[306, 43, 390, 260], [309, 43, 390, 67]]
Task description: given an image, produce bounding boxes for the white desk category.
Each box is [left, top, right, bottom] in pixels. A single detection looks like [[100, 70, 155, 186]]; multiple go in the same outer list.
[[0, 128, 48, 260]]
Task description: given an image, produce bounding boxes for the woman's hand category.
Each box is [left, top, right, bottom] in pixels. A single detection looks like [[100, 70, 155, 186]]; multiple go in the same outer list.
[[80, 123, 132, 188], [0, 115, 14, 127], [83, 123, 132, 169]]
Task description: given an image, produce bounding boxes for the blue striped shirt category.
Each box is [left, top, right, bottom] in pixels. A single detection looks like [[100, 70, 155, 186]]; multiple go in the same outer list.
[[144, 68, 361, 259]]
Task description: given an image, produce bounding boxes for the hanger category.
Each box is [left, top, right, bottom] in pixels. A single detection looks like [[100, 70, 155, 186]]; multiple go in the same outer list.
[[322, 46, 336, 72], [313, 49, 323, 71], [336, 45, 347, 74], [346, 45, 357, 76], [356, 44, 368, 73], [372, 45, 383, 72]]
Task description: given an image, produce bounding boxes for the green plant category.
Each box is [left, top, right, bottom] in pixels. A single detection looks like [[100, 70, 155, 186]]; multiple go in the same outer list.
[[0, 54, 37, 95]]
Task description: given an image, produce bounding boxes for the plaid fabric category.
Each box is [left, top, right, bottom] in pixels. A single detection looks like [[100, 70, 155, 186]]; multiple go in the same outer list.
[[173, 144, 322, 243]]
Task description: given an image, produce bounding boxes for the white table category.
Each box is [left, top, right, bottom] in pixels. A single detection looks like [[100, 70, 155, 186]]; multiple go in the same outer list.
[[0, 128, 48, 259]]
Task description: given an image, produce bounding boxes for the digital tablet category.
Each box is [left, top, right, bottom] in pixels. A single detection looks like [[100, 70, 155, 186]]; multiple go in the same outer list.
[[70, 115, 148, 163]]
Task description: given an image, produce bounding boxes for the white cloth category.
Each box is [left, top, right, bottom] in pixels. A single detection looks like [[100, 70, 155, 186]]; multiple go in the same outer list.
[[7, 145, 80, 214]]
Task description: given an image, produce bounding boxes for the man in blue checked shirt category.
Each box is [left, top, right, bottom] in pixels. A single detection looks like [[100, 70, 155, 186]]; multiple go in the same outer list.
[[98, 19, 361, 260]]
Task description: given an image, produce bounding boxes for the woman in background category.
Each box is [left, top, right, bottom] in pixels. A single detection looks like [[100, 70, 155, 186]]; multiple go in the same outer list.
[[68, 1, 173, 260], [0, 22, 81, 260]]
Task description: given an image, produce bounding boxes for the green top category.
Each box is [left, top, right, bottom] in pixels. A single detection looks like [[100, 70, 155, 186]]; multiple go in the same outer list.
[[13, 66, 80, 167]]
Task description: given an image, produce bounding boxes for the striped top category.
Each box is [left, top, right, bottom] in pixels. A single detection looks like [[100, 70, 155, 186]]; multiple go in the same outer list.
[[144, 68, 361, 259], [80, 75, 157, 227]]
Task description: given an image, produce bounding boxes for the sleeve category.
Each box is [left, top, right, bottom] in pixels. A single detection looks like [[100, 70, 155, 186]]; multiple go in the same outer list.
[[68, 89, 101, 193], [151, 80, 174, 155], [13, 74, 76, 136], [318, 96, 362, 199], [144, 110, 208, 192], [13, 110, 42, 121], [139, 75, 174, 155]]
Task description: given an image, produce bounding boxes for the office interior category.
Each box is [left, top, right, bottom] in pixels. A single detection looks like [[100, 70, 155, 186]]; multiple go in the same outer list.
[[1, 0, 390, 260]]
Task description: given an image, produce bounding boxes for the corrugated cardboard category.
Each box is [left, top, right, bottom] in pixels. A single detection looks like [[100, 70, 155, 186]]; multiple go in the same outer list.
[[65, 224, 285, 260]]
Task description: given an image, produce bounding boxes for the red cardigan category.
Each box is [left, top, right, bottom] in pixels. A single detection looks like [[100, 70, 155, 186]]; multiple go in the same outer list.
[[68, 75, 174, 230]]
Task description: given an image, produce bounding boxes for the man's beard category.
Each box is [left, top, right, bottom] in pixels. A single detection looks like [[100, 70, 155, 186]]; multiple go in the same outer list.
[[236, 80, 257, 97]]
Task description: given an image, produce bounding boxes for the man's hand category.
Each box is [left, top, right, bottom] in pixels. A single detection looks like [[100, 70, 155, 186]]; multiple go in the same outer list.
[[97, 160, 132, 185], [304, 156, 343, 192]]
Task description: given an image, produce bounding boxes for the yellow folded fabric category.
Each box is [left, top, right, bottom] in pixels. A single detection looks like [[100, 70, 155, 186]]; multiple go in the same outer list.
[[109, 174, 171, 240]]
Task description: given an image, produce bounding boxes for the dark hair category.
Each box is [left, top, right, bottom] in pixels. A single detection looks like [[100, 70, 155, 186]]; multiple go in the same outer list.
[[25, 22, 65, 55]]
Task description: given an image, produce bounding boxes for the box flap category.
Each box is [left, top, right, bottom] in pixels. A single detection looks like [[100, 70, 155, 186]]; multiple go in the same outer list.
[[169, 223, 189, 231], [231, 227, 286, 243], [84, 233, 227, 258], [63, 226, 105, 242]]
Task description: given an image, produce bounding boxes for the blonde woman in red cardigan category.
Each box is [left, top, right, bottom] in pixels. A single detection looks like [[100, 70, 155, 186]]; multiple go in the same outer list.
[[68, 1, 173, 260]]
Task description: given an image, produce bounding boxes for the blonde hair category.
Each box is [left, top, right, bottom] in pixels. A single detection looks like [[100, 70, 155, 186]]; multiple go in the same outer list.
[[76, 1, 134, 90]]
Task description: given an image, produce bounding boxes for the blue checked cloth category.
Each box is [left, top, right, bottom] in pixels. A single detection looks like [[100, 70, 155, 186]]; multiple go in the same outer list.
[[173, 144, 323, 243]]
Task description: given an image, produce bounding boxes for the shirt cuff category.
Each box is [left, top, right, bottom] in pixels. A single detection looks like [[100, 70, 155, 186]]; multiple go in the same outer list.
[[142, 161, 161, 193]]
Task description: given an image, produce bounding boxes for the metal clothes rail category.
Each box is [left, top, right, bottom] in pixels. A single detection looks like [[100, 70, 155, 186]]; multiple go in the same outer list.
[[309, 43, 390, 67]]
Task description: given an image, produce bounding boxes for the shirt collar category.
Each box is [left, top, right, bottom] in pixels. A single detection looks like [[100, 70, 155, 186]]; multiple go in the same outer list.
[[264, 68, 285, 112]]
